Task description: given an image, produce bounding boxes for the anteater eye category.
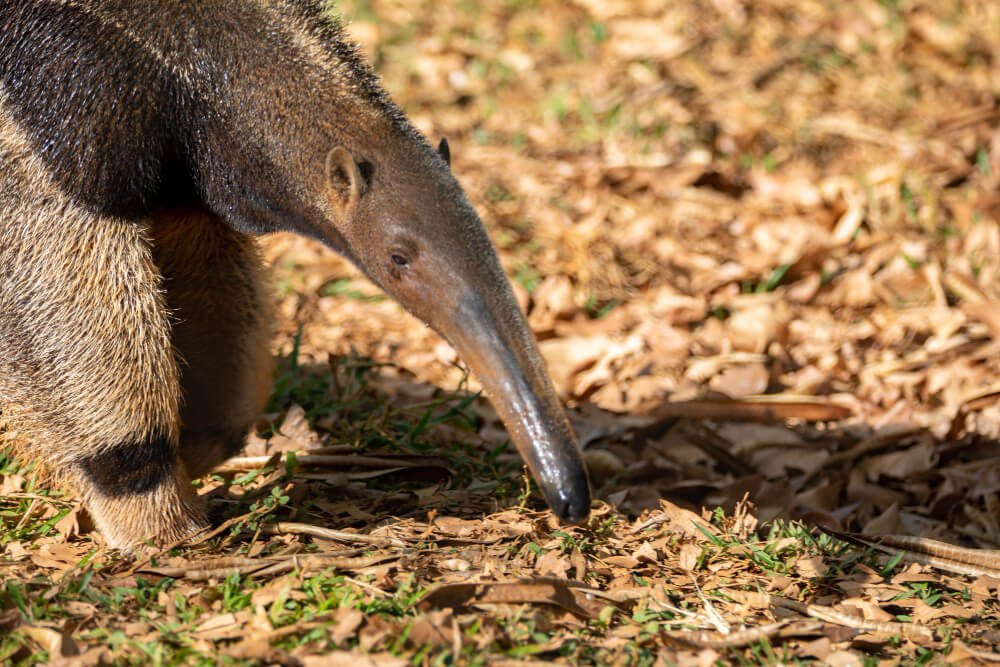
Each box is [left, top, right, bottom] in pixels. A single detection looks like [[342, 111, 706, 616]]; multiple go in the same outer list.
[[391, 253, 409, 268]]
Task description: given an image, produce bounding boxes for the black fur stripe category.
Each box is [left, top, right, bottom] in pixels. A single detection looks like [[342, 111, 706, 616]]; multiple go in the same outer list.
[[0, 1, 178, 217], [79, 433, 175, 497]]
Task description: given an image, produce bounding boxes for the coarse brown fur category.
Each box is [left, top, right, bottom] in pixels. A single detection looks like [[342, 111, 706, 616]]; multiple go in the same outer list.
[[150, 210, 274, 479], [0, 0, 590, 550], [0, 108, 196, 546], [0, 98, 274, 548]]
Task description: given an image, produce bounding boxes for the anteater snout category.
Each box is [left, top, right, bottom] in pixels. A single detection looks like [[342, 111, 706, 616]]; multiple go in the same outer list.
[[551, 486, 591, 525]]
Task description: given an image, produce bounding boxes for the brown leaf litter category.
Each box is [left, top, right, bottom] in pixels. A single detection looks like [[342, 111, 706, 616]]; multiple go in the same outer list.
[[4, 0, 1000, 663]]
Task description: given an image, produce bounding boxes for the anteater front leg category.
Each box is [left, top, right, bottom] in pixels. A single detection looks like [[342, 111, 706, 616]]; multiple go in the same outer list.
[[0, 188, 205, 550], [150, 209, 273, 478]]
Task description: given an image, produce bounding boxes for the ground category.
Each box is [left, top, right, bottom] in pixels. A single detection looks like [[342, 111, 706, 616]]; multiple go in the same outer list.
[[3, 0, 1000, 664]]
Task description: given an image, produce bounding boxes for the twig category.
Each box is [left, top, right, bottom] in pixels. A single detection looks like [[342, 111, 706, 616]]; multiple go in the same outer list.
[[261, 522, 408, 548], [342, 574, 392, 597], [142, 550, 403, 581], [667, 619, 824, 650], [684, 424, 756, 476], [251, 552, 401, 578], [769, 595, 933, 642], [815, 525, 1000, 578], [690, 574, 730, 635], [214, 453, 435, 473], [820, 425, 924, 468]]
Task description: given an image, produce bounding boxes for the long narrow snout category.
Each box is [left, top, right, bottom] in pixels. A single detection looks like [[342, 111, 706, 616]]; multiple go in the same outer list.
[[335, 139, 591, 522], [444, 292, 592, 523]]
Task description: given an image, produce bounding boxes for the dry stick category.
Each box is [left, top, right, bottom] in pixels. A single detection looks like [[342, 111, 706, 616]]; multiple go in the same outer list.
[[684, 424, 756, 477], [306, 444, 369, 455], [215, 453, 430, 473], [817, 526, 1000, 578], [451, 616, 462, 658], [667, 620, 824, 650], [630, 506, 719, 539], [670, 604, 931, 652], [810, 115, 966, 168], [252, 552, 400, 578], [4, 493, 75, 506], [863, 534, 1000, 578], [341, 575, 392, 597], [145, 551, 401, 581], [261, 522, 409, 548], [946, 388, 1000, 440], [645, 597, 710, 621], [690, 573, 730, 635], [810, 425, 924, 481], [933, 104, 1000, 132], [641, 397, 853, 424], [865, 338, 990, 378], [13, 498, 39, 532], [187, 499, 279, 547], [626, 397, 853, 459], [145, 557, 274, 581], [127, 496, 284, 576], [768, 595, 934, 642], [143, 556, 272, 580], [163, 556, 268, 570]]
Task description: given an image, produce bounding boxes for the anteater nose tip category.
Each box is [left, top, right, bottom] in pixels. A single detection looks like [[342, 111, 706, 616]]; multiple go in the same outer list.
[[554, 489, 592, 525]]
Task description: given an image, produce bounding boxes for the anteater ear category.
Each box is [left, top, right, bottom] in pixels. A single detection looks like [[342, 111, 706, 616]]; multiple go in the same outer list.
[[326, 146, 366, 210], [437, 137, 450, 167]]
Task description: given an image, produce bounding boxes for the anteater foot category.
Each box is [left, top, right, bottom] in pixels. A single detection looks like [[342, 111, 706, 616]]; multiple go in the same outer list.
[[85, 476, 207, 551], [78, 441, 207, 551]]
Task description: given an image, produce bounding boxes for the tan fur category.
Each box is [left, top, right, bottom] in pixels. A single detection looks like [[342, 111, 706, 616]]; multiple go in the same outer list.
[[150, 209, 273, 478], [0, 109, 181, 464], [0, 105, 271, 550], [68, 465, 206, 550]]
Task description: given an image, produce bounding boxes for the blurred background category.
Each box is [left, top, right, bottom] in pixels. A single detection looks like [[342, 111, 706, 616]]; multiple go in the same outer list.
[[265, 0, 1000, 537]]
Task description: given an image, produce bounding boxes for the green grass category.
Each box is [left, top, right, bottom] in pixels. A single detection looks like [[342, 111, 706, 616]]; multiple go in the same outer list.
[[0, 348, 547, 664]]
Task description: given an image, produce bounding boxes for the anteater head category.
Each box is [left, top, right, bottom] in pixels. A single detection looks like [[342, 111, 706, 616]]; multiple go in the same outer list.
[[316, 133, 591, 523], [0, 0, 590, 523]]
